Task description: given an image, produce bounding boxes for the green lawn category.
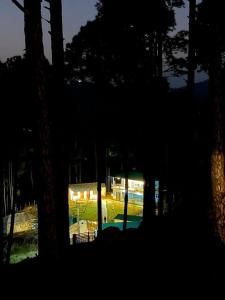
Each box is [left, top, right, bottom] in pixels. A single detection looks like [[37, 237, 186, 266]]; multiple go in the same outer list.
[[69, 200, 97, 221], [106, 200, 143, 222], [8, 201, 142, 263], [10, 229, 38, 264], [69, 199, 143, 223], [10, 243, 38, 264]]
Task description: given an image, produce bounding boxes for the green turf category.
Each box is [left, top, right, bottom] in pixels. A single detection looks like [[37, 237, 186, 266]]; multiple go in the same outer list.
[[69, 200, 97, 221], [69, 199, 143, 223]]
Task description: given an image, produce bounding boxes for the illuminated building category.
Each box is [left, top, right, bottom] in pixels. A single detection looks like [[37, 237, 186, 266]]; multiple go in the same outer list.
[[69, 182, 106, 201], [111, 174, 160, 209], [111, 175, 144, 204]]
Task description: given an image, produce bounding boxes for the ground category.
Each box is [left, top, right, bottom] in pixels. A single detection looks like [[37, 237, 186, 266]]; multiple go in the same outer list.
[[4, 217, 225, 297], [68, 198, 143, 223], [69, 198, 143, 240], [8, 198, 143, 263]]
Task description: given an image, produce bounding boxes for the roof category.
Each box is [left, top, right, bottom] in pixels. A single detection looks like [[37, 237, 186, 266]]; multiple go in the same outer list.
[[112, 171, 143, 181], [114, 214, 142, 222], [102, 221, 141, 230], [69, 182, 106, 192]]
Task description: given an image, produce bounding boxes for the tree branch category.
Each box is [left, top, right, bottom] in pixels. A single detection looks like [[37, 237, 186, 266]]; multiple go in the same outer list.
[[11, 0, 27, 14]]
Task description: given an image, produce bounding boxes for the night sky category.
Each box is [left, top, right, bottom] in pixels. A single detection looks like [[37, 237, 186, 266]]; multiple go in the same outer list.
[[0, 1, 206, 87], [0, 0, 97, 61]]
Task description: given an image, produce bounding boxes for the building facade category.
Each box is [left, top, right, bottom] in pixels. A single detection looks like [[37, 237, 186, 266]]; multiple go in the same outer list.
[[69, 182, 106, 201], [111, 176, 144, 204]]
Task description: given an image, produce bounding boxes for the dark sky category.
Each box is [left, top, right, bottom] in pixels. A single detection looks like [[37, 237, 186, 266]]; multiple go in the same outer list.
[[0, 0, 189, 62], [0, 1, 206, 87], [0, 0, 97, 61]]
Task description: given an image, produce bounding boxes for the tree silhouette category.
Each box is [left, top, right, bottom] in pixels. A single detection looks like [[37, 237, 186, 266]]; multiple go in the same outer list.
[[0, 55, 33, 263], [45, 0, 70, 258], [65, 0, 179, 87], [24, 0, 59, 259], [188, 0, 196, 97], [0, 155, 3, 266], [65, 0, 184, 227], [196, 0, 225, 242]]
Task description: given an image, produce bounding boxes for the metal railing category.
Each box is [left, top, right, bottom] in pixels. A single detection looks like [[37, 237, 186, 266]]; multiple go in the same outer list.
[[72, 232, 95, 244]]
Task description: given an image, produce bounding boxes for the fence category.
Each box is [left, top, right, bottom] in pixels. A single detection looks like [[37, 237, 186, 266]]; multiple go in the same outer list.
[[72, 232, 95, 244]]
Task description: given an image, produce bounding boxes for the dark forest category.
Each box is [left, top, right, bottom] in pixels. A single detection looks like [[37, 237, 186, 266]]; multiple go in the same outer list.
[[0, 0, 225, 295]]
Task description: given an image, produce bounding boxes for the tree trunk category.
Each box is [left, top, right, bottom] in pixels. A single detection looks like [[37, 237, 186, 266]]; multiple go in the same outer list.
[[122, 145, 129, 231], [5, 161, 16, 265], [0, 164, 4, 265], [188, 0, 196, 97], [123, 175, 129, 231], [49, 0, 64, 86], [105, 147, 111, 195], [48, 0, 70, 256], [184, 0, 197, 221], [24, 0, 58, 259], [143, 172, 155, 226], [95, 141, 102, 235], [210, 40, 225, 242]]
